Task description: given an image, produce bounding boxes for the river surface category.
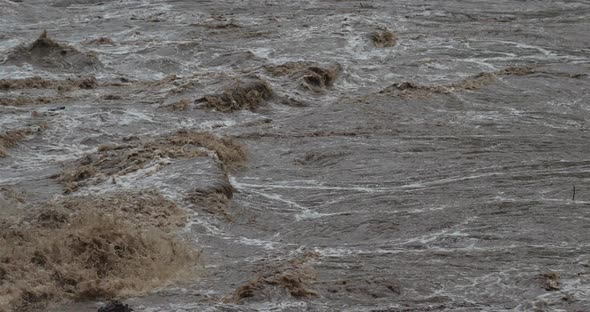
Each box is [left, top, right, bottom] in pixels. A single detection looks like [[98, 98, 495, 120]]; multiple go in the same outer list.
[[1, 0, 590, 311]]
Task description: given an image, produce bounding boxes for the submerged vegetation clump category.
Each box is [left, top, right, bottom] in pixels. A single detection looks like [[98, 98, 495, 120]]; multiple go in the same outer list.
[[229, 252, 319, 302], [371, 29, 397, 48], [163, 98, 192, 111], [0, 126, 45, 158], [97, 301, 133, 312], [0, 76, 97, 91], [199, 79, 273, 112], [265, 61, 341, 93], [85, 37, 115, 46], [301, 66, 341, 92], [5, 31, 102, 71], [379, 65, 539, 98], [538, 272, 561, 291], [58, 130, 247, 193], [0, 191, 198, 312], [187, 178, 235, 222]]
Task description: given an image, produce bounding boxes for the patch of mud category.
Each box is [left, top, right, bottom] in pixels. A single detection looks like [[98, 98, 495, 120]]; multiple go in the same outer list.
[[0, 191, 198, 312], [371, 29, 397, 48], [187, 178, 235, 222], [0, 76, 97, 91], [0, 125, 46, 157], [265, 62, 342, 93], [58, 130, 246, 193], [198, 79, 273, 112], [4, 31, 102, 71], [229, 252, 319, 302]]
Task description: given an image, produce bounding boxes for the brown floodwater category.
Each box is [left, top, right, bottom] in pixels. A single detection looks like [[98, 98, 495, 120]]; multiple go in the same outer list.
[[1, 0, 590, 311]]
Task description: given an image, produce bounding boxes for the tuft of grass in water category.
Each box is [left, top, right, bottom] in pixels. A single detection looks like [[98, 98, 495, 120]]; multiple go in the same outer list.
[[371, 30, 397, 48], [199, 79, 273, 112], [58, 130, 247, 193], [0, 191, 199, 312], [0, 126, 46, 158]]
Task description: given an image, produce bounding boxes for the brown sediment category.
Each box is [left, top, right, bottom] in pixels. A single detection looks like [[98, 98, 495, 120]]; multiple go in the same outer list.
[[5, 31, 102, 70], [229, 252, 319, 302], [0, 191, 198, 312], [0, 125, 45, 157], [0, 76, 97, 91], [265, 61, 341, 93], [187, 178, 235, 222], [58, 130, 246, 193], [198, 79, 273, 112], [371, 29, 397, 48]]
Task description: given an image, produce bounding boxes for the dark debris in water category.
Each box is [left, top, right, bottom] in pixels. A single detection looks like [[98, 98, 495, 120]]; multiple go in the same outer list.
[[97, 301, 133, 312], [539, 272, 561, 291], [371, 29, 397, 48]]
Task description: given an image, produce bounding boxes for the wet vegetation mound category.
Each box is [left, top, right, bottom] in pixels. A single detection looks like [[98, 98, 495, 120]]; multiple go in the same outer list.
[[371, 29, 397, 48], [0, 96, 56, 107], [187, 178, 235, 222], [229, 252, 319, 302], [0, 191, 198, 312], [380, 73, 496, 98], [379, 66, 537, 98], [5, 31, 102, 71], [58, 130, 246, 193], [265, 62, 342, 93], [0, 76, 97, 91], [0, 125, 46, 158], [198, 79, 273, 112]]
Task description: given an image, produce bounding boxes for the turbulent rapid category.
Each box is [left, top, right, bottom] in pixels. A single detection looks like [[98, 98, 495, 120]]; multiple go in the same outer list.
[[1, 0, 590, 311]]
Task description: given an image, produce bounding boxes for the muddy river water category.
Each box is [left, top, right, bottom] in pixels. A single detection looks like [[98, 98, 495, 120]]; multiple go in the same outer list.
[[1, 0, 590, 311]]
